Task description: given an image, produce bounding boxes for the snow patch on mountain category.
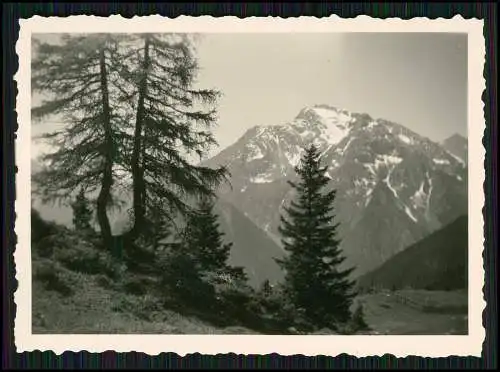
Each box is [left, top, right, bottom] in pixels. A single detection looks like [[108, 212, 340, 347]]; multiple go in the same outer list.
[[364, 154, 403, 177], [379, 154, 403, 166], [404, 205, 418, 222], [341, 137, 354, 153], [433, 158, 451, 165], [295, 106, 355, 146], [384, 166, 399, 199], [250, 173, 274, 184], [446, 151, 466, 166], [299, 129, 316, 139], [398, 134, 413, 144], [411, 181, 427, 209], [246, 144, 264, 161], [424, 172, 434, 216]]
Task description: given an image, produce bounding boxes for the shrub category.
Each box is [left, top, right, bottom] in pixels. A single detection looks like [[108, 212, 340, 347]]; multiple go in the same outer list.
[[33, 260, 74, 297], [350, 303, 370, 333], [38, 232, 123, 279], [122, 275, 157, 296], [216, 282, 262, 328], [31, 208, 58, 242], [95, 274, 113, 289]]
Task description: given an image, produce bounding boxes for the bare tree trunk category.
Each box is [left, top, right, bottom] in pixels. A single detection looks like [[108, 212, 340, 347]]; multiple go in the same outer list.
[[96, 45, 113, 247], [129, 35, 151, 240]]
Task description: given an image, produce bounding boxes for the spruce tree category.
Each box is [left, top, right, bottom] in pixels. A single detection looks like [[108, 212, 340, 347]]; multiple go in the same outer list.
[[162, 196, 246, 307], [117, 34, 229, 240], [31, 34, 127, 247], [276, 144, 357, 328], [182, 196, 245, 285], [71, 188, 93, 231]]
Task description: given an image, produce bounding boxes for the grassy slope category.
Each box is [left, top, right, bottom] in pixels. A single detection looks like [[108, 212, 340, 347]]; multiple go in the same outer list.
[[33, 270, 258, 335], [32, 210, 467, 336], [31, 210, 259, 335], [358, 290, 468, 335]]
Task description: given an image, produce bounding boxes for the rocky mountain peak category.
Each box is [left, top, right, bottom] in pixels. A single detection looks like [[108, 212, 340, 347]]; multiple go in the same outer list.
[[442, 133, 468, 164], [204, 103, 468, 278]]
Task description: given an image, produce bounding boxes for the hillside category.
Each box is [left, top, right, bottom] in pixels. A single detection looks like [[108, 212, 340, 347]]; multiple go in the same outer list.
[[215, 199, 284, 286], [31, 209, 264, 334], [357, 215, 468, 291], [31, 185, 284, 288], [31, 209, 467, 335]]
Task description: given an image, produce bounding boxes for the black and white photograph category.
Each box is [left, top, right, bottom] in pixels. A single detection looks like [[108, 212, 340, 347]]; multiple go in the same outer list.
[[15, 16, 486, 357]]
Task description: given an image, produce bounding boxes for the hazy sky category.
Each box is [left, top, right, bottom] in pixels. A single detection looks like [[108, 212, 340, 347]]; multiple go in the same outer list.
[[32, 32, 467, 159], [194, 32, 467, 153]]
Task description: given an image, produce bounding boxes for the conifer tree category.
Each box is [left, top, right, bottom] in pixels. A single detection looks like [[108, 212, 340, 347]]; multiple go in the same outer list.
[[182, 196, 245, 285], [161, 196, 246, 307], [117, 34, 229, 240], [276, 144, 357, 327], [71, 188, 93, 231], [351, 303, 370, 332], [31, 34, 127, 247], [261, 279, 273, 296]]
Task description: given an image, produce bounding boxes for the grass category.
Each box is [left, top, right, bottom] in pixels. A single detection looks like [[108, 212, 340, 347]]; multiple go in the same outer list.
[[33, 272, 467, 335], [33, 272, 259, 334], [31, 213, 467, 336], [358, 290, 468, 335]]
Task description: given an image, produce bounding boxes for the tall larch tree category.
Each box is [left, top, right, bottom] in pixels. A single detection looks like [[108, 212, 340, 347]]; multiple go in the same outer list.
[[118, 34, 229, 240], [32, 34, 127, 247], [276, 144, 357, 327]]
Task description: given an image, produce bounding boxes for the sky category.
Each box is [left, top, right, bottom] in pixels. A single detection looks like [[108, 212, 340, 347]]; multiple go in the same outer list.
[[31, 32, 468, 160]]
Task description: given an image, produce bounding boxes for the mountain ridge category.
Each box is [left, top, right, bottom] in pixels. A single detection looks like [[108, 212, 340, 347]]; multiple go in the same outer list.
[[357, 214, 468, 291], [30, 103, 468, 284], [203, 104, 468, 277]]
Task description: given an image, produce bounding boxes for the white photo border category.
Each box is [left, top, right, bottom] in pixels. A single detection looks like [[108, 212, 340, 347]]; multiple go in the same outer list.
[[14, 15, 486, 357]]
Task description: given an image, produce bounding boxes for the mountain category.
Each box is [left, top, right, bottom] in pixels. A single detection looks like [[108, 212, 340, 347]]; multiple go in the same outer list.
[[357, 215, 468, 291], [442, 133, 468, 165], [214, 199, 283, 287], [203, 104, 468, 276]]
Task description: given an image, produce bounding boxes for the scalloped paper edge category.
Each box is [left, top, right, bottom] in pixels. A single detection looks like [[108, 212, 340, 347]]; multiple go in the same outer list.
[[13, 14, 486, 357]]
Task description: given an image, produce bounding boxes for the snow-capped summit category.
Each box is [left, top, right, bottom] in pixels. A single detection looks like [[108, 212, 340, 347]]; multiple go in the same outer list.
[[204, 104, 468, 277], [290, 105, 355, 146]]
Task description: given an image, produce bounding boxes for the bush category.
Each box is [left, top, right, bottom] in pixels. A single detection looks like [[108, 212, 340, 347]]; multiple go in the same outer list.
[[33, 260, 74, 297], [38, 233, 123, 279], [122, 275, 157, 296], [246, 283, 317, 334], [349, 303, 370, 333], [95, 274, 113, 289], [31, 208, 58, 242], [216, 282, 262, 328]]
